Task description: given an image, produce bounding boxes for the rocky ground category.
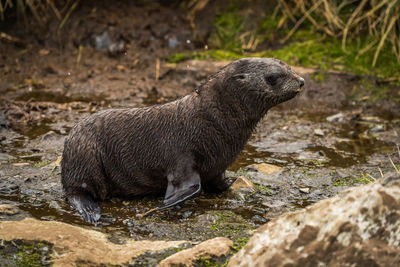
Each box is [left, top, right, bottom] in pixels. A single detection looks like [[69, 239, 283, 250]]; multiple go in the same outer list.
[[0, 1, 399, 266]]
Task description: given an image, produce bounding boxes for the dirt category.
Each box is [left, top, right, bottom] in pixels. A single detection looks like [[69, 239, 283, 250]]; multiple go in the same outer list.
[[0, 1, 399, 265]]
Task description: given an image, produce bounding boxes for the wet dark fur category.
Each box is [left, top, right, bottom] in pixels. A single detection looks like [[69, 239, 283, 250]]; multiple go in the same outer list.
[[61, 58, 304, 223]]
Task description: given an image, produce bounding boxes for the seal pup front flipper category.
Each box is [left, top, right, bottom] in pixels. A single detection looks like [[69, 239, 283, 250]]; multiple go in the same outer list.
[[161, 157, 201, 209], [68, 192, 101, 223], [162, 172, 201, 209]]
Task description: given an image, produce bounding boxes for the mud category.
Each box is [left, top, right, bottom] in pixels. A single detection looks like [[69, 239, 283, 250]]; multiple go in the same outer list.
[[0, 1, 399, 265]]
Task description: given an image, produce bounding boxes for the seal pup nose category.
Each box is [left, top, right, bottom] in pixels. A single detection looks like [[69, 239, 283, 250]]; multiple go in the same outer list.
[[299, 77, 305, 88]]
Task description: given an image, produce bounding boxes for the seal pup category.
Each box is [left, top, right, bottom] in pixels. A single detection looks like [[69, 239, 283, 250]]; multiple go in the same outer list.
[[61, 58, 305, 223]]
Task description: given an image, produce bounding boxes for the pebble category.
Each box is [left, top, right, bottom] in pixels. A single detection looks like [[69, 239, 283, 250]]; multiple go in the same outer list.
[[327, 112, 345, 122], [370, 124, 385, 133], [229, 176, 255, 191], [252, 214, 267, 224], [314, 129, 324, 136], [299, 187, 310, 194], [252, 163, 282, 175], [0, 153, 15, 161]]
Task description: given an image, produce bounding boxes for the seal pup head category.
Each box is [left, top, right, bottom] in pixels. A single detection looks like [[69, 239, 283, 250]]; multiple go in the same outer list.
[[214, 57, 305, 111]]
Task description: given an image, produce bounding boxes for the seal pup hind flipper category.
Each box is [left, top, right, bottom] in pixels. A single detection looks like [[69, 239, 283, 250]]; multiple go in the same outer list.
[[68, 192, 101, 223]]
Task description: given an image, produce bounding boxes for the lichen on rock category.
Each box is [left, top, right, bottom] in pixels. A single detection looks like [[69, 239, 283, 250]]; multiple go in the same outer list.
[[228, 172, 400, 267]]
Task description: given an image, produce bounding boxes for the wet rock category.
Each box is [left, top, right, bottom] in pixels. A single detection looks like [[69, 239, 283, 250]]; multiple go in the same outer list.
[[158, 237, 233, 267], [252, 214, 267, 224], [229, 176, 255, 191], [0, 181, 19, 194], [167, 36, 180, 49], [252, 163, 282, 175], [246, 163, 283, 184], [0, 153, 15, 162], [299, 187, 310, 194], [381, 171, 400, 187], [369, 124, 385, 133], [94, 32, 125, 54], [326, 112, 345, 122], [0, 218, 184, 266], [228, 177, 400, 267], [41, 131, 58, 141], [0, 204, 20, 215], [313, 128, 324, 136]]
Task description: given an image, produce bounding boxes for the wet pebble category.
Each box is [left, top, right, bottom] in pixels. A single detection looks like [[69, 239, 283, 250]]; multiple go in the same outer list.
[[0, 204, 20, 215], [369, 124, 385, 133], [313, 129, 324, 136], [94, 32, 125, 54], [229, 176, 255, 191], [252, 214, 267, 224], [0, 153, 16, 161], [182, 210, 193, 219], [327, 112, 345, 122], [0, 182, 19, 194], [168, 37, 180, 49], [299, 187, 310, 194]]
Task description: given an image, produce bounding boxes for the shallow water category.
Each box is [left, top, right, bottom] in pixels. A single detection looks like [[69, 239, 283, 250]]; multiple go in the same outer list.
[[0, 99, 397, 241]]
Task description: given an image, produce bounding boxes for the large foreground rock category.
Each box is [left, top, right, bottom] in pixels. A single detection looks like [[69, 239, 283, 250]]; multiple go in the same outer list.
[[0, 218, 184, 266], [228, 172, 400, 267]]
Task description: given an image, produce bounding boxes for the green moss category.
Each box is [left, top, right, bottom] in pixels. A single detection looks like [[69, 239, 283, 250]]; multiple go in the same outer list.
[[333, 177, 351, 186], [168, 30, 399, 81], [16, 248, 43, 267], [167, 50, 241, 63], [354, 172, 375, 184], [254, 183, 272, 195], [33, 161, 50, 168], [196, 257, 222, 267], [207, 211, 253, 241], [0, 240, 52, 267], [231, 237, 249, 253]]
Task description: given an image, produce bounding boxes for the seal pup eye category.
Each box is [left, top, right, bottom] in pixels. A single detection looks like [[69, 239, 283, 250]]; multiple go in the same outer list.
[[265, 73, 282, 86]]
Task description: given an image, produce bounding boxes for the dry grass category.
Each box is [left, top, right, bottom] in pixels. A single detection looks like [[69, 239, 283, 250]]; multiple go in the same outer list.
[[277, 0, 400, 66], [0, 0, 73, 27]]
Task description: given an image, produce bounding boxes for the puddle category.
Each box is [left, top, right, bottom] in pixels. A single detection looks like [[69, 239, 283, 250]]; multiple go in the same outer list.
[[16, 90, 106, 104], [142, 91, 175, 106], [12, 119, 53, 140], [0, 104, 398, 242]]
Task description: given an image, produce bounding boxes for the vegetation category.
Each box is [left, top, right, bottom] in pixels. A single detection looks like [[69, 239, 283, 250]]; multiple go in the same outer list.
[[0, 240, 52, 267], [174, 0, 400, 80]]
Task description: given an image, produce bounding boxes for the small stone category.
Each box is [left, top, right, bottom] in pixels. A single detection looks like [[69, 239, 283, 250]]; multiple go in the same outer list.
[[95, 32, 111, 50], [313, 129, 324, 136], [299, 187, 310, 194], [327, 112, 345, 122], [182, 211, 193, 219], [370, 125, 385, 133], [381, 172, 400, 187], [252, 214, 267, 224], [0, 204, 19, 215], [252, 163, 282, 175], [168, 37, 180, 49], [0, 153, 16, 161], [39, 49, 50, 56], [41, 131, 58, 141], [229, 176, 255, 191], [12, 162, 29, 166]]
